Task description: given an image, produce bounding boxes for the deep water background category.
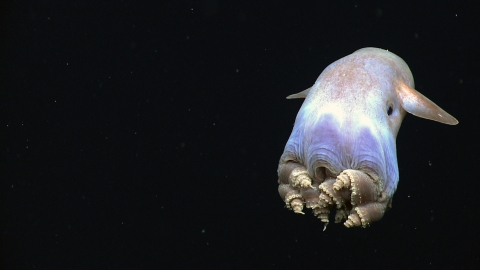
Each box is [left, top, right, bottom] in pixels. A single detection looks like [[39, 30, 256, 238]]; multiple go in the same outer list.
[[1, 1, 478, 269]]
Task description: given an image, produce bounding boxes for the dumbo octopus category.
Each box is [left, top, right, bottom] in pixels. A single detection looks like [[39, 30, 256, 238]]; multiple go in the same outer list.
[[277, 47, 458, 229]]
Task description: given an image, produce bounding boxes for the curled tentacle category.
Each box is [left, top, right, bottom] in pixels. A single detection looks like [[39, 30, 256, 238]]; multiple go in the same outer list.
[[300, 184, 320, 209], [290, 197, 305, 214], [290, 167, 313, 188], [278, 184, 304, 214], [319, 178, 347, 209], [278, 162, 312, 188], [313, 207, 330, 224], [345, 202, 388, 227], [335, 169, 383, 206]]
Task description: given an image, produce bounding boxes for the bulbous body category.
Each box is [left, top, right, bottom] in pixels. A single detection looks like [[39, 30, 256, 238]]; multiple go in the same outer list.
[[278, 48, 458, 228]]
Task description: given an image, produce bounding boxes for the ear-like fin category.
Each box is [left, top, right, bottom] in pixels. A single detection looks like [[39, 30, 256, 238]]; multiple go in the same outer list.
[[397, 82, 459, 125], [286, 87, 311, 99]]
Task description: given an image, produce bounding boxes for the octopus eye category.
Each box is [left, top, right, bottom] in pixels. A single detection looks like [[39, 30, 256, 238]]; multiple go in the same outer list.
[[387, 104, 393, 116]]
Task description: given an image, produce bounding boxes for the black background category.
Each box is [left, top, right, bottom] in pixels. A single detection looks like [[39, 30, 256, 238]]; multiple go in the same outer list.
[[1, 1, 479, 269]]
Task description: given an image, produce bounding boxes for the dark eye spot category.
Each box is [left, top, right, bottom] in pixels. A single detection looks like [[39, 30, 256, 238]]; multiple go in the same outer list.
[[387, 105, 393, 116]]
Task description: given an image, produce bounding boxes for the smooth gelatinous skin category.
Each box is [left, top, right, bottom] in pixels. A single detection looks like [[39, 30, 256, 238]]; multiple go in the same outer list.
[[278, 47, 458, 228]]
